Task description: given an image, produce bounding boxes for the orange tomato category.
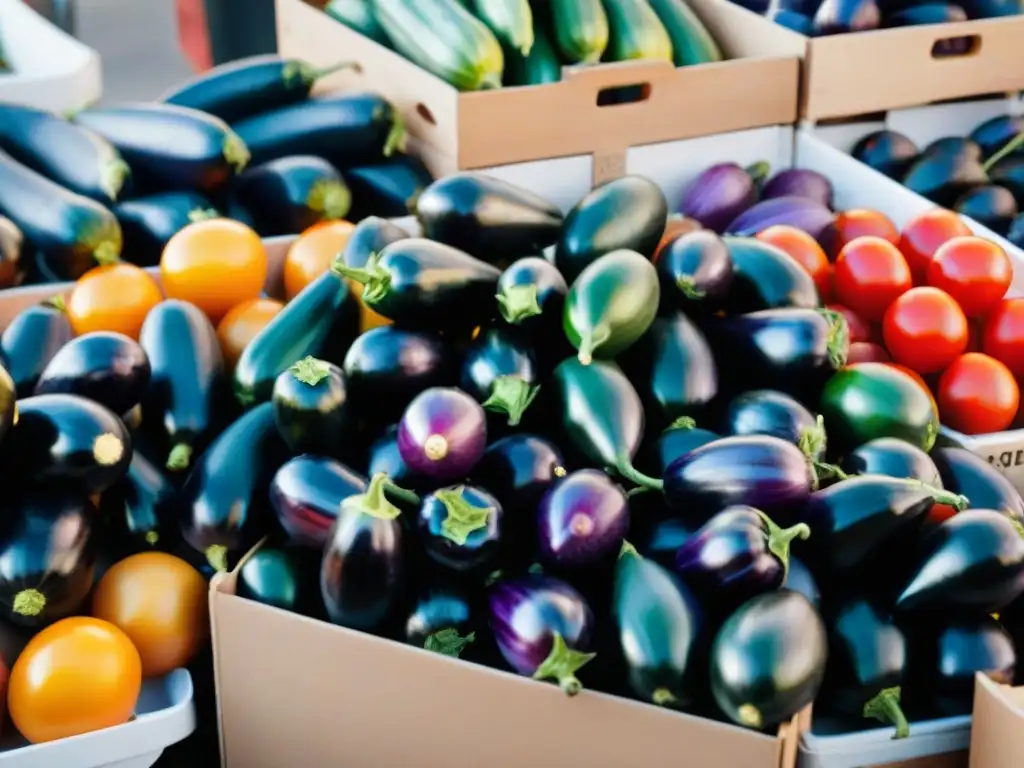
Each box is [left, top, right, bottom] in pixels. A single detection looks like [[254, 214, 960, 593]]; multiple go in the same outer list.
[[216, 298, 285, 369], [756, 225, 832, 302], [66, 263, 163, 339], [654, 216, 702, 260], [283, 220, 355, 300], [832, 209, 900, 254], [161, 219, 267, 322], [8, 617, 141, 744], [92, 552, 209, 678]]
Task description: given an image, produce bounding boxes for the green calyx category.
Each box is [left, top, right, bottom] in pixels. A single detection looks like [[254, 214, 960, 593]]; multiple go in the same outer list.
[[188, 208, 220, 223], [223, 132, 251, 174], [309, 179, 352, 221], [383, 481, 421, 507], [482, 376, 539, 426], [864, 686, 910, 740], [290, 356, 333, 386], [44, 294, 67, 313], [532, 632, 596, 697], [166, 442, 193, 472], [284, 58, 358, 87], [665, 416, 696, 432], [12, 588, 46, 617], [342, 473, 403, 521], [100, 158, 131, 202], [819, 309, 850, 369], [615, 454, 664, 492], [93, 240, 122, 266], [332, 252, 392, 304], [983, 130, 1024, 173], [384, 112, 407, 157], [496, 284, 542, 324], [436, 486, 493, 546], [746, 160, 771, 187], [798, 414, 849, 487], [424, 628, 476, 658], [206, 544, 229, 573], [756, 510, 810, 580], [618, 540, 640, 559], [145, 530, 160, 546], [652, 688, 678, 707], [909, 479, 969, 511], [675, 276, 706, 300]]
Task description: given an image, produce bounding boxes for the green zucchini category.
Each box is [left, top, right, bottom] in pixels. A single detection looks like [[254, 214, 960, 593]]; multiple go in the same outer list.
[[373, 0, 504, 90], [601, 0, 673, 62], [471, 0, 534, 56], [647, 0, 723, 66], [325, 0, 392, 47], [549, 0, 609, 65], [505, 24, 562, 87]]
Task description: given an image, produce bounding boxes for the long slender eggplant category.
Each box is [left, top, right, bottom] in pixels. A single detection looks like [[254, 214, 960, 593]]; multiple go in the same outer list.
[[489, 574, 596, 695], [115, 192, 217, 266], [417, 484, 503, 573], [236, 548, 303, 612], [655, 230, 733, 314], [710, 590, 828, 729], [270, 455, 368, 549], [932, 447, 1024, 520], [321, 473, 405, 630], [100, 453, 175, 556], [140, 300, 224, 472], [841, 437, 942, 486], [415, 172, 563, 266], [460, 325, 540, 427], [538, 470, 629, 568], [496, 257, 569, 334], [405, 580, 477, 657], [271, 357, 350, 457], [398, 387, 487, 482], [722, 237, 821, 311]]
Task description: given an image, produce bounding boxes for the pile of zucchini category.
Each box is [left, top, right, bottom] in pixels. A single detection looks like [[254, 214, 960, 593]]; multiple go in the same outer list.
[[326, 0, 724, 90]]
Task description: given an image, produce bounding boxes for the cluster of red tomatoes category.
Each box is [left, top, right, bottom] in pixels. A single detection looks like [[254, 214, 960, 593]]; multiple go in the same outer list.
[[757, 208, 1021, 436]]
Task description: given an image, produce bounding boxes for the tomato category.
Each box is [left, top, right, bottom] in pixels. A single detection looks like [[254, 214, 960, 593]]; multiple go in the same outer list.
[[756, 225, 832, 301], [882, 287, 969, 374], [847, 342, 890, 364], [937, 352, 1019, 435], [654, 216, 702, 260], [92, 552, 208, 678], [982, 298, 1024, 378], [8, 617, 141, 743], [66, 263, 163, 339], [283, 219, 355, 300], [161, 219, 267, 322], [833, 236, 912, 322], [898, 208, 971, 283], [832, 209, 900, 254], [216, 298, 285, 369], [927, 504, 959, 527], [926, 236, 1012, 317], [827, 303, 874, 344]]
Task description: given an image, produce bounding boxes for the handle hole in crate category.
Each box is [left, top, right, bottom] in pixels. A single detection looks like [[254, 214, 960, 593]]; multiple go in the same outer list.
[[931, 34, 981, 59], [596, 83, 652, 107], [416, 103, 437, 126]]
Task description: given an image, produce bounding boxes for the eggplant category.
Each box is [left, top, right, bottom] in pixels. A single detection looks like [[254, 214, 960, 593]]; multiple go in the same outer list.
[[333, 238, 502, 331], [488, 574, 596, 695], [459, 325, 539, 427], [35, 331, 150, 416], [767, 8, 816, 32], [635, 518, 692, 568], [552, 358, 661, 490], [1011, 213, 1024, 249], [841, 437, 942, 486], [320, 473, 405, 630], [235, 547, 305, 612], [722, 238, 821, 312], [970, 115, 1024, 161], [367, 424, 434, 496], [710, 590, 827, 729], [270, 455, 367, 549], [4, 394, 130, 494], [177, 403, 288, 575], [398, 387, 487, 482], [0, 491, 97, 627], [726, 197, 836, 250], [989, 155, 1024, 205], [233, 93, 404, 168], [812, 0, 882, 32], [761, 169, 835, 209], [932, 446, 1024, 520], [415, 172, 563, 267], [115, 192, 217, 266], [538, 470, 628, 568], [140, 300, 225, 472], [417, 484, 503, 573], [675, 505, 810, 611], [555, 175, 668, 281], [235, 271, 359, 407], [0, 103, 130, 204], [100, 453, 174, 556], [901, 143, 988, 207], [896, 509, 1024, 614], [959, 0, 1022, 17], [954, 185, 1018, 234], [337, 216, 409, 270], [0, 215, 28, 289], [663, 436, 815, 526], [614, 543, 701, 706], [271, 357, 350, 457], [496, 256, 569, 334], [231, 155, 351, 237], [0, 302, 73, 397], [678, 162, 765, 234], [74, 103, 249, 194], [785, 557, 820, 607], [654, 230, 733, 314], [405, 581, 476, 655], [851, 130, 920, 180], [620, 313, 718, 428], [722, 389, 824, 461], [643, 422, 721, 475], [563, 249, 660, 364], [925, 136, 983, 162], [346, 154, 433, 221]]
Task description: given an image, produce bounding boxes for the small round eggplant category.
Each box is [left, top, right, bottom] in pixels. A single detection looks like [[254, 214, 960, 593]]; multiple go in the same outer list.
[[654, 230, 733, 314], [398, 387, 487, 482], [496, 256, 568, 332], [678, 162, 764, 233], [710, 590, 827, 729], [970, 114, 1024, 161], [270, 455, 367, 549], [320, 473, 405, 631], [851, 130, 920, 179], [0, 302, 73, 397], [841, 437, 942, 486], [271, 356, 349, 457], [538, 470, 629, 568], [367, 424, 432, 494], [35, 331, 151, 416], [471, 433, 567, 511], [100, 452, 175, 556], [405, 581, 476, 656], [932, 447, 1024, 520], [761, 169, 835, 208], [459, 326, 540, 427], [417, 485, 503, 573], [237, 548, 301, 611], [489, 574, 596, 695]]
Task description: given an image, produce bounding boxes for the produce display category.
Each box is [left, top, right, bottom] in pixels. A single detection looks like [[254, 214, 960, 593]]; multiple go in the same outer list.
[[324, 0, 723, 89]]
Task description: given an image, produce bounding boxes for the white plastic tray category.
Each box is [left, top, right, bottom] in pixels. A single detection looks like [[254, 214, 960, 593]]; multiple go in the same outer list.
[[799, 714, 972, 768]]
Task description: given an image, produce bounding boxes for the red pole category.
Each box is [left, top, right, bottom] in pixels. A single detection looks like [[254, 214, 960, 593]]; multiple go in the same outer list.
[[175, 0, 213, 72]]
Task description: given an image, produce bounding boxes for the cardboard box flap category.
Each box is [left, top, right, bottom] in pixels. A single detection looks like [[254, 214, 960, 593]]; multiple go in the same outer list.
[[968, 674, 1024, 768]]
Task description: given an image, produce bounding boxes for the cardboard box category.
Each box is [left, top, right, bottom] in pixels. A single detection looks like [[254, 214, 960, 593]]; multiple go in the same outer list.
[[969, 674, 1024, 767], [274, 0, 800, 182]]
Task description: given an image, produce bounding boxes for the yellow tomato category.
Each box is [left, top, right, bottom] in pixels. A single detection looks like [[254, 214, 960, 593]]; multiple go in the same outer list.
[[216, 298, 285, 369], [283, 220, 355, 300]]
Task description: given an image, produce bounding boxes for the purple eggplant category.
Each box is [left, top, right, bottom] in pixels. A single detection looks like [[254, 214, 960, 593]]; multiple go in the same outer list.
[[654, 230, 733, 314], [417, 484, 503, 573], [813, 0, 881, 33], [723, 389, 823, 457], [459, 325, 540, 427], [397, 387, 487, 482], [726, 196, 836, 250], [489, 574, 596, 695], [538, 470, 629, 568], [663, 436, 815, 526], [679, 162, 767, 233], [270, 455, 367, 549], [761, 169, 835, 209], [472, 434, 566, 510], [405, 581, 477, 656]]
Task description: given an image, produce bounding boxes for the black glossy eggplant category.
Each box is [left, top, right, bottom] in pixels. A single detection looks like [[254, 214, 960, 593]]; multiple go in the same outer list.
[[405, 581, 477, 657], [489, 574, 596, 695], [710, 590, 827, 729], [654, 230, 733, 314], [459, 325, 540, 427], [367, 424, 432, 495], [663, 436, 815, 526], [901, 141, 988, 207], [538, 470, 629, 568], [0, 302, 72, 398], [270, 455, 368, 549], [614, 543, 701, 707], [896, 509, 1024, 614], [989, 155, 1024, 205], [954, 185, 1018, 235], [768, 8, 815, 32], [139, 300, 224, 472], [100, 452, 175, 556], [236, 547, 304, 612], [932, 446, 1024, 520], [762, 169, 835, 208], [721, 237, 821, 312], [346, 153, 433, 221], [235, 271, 359, 407], [1010, 213, 1024, 248], [320, 472, 405, 630], [115, 192, 217, 266], [851, 130, 920, 179], [271, 357, 350, 457], [0, 215, 29, 289], [643, 421, 720, 475], [0, 491, 97, 627], [555, 175, 668, 282], [231, 155, 351, 237], [398, 387, 487, 483], [417, 484, 503, 573], [635, 518, 692, 568], [333, 238, 501, 331], [35, 331, 150, 416], [813, 0, 882, 33], [177, 403, 288, 575], [336, 215, 409, 270], [4, 394, 131, 494], [414, 172, 563, 266], [841, 437, 942, 485], [722, 389, 824, 460], [970, 115, 1024, 161], [784, 557, 820, 607], [495, 256, 568, 335]]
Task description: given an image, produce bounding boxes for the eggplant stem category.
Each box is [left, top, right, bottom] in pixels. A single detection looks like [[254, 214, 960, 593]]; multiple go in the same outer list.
[[145, 530, 160, 546], [100, 158, 131, 202], [527, 562, 545, 575], [665, 416, 696, 432], [1009, 517, 1024, 540], [745, 160, 771, 187], [188, 208, 220, 223], [626, 486, 655, 499], [331, 254, 392, 304], [983, 129, 1024, 173], [737, 703, 763, 729], [12, 588, 46, 617], [757, 510, 810, 580], [206, 544, 229, 574], [616, 457, 664, 492], [93, 240, 121, 266], [482, 376, 540, 426], [384, 112, 407, 157], [798, 414, 828, 461], [383, 481, 420, 506], [576, 325, 611, 366], [813, 460, 849, 483], [309, 179, 352, 221], [289, 356, 332, 386], [289, 58, 358, 86], [819, 309, 850, 369], [652, 688, 677, 707], [532, 632, 596, 697], [485, 569, 504, 586], [44, 294, 67, 312], [496, 284, 542, 324], [910, 479, 969, 511], [343, 473, 403, 521], [675, 276, 707, 300], [435, 486, 493, 546], [222, 132, 251, 174], [864, 686, 910, 740], [166, 443, 193, 472], [619, 540, 639, 559], [424, 628, 476, 658]]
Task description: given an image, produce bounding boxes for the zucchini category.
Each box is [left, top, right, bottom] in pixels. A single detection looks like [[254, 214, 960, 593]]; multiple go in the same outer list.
[[549, 0, 609, 64], [505, 24, 561, 87], [648, 0, 723, 66], [325, 0, 392, 46], [601, 0, 674, 62], [471, 0, 534, 56], [372, 0, 504, 90]]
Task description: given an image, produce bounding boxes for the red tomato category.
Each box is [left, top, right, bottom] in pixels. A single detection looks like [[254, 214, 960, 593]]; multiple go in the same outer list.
[[937, 353, 1019, 435], [882, 287, 969, 374], [833, 236, 913, 322], [926, 236, 1012, 317], [833, 209, 900, 254], [982, 298, 1024, 378], [898, 208, 971, 283], [847, 342, 891, 364], [827, 303, 873, 344], [756, 225, 832, 301]]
